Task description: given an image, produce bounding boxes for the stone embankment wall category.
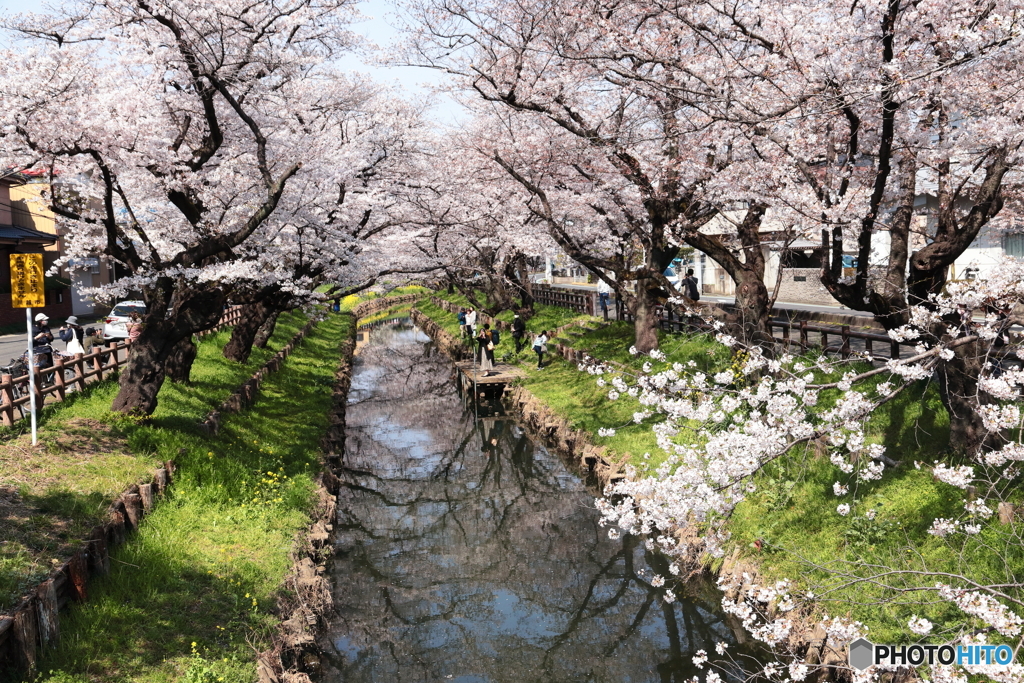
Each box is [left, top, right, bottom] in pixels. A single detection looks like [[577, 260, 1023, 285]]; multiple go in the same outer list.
[[350, 294, 421, 319]]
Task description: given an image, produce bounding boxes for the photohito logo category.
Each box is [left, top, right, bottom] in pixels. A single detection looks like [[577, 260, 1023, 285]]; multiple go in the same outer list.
[[848, 638, 1015, 670]]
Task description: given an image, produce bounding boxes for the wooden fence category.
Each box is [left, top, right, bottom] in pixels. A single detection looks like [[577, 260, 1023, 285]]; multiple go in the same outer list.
[[619, 306, 1019, 362], [0, 305, 245, 426], [532, 284, 595, 316]]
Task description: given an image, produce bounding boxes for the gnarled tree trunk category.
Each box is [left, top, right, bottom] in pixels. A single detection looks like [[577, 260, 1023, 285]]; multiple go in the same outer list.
[[224, 300, 273, 363], [731, 272, 773, 348], [254, 310, 281, 349], [112, 283, 227, 414], [632, 277, 661, 354], [935, 340, 990, 457], [165, 336, 198, 383]]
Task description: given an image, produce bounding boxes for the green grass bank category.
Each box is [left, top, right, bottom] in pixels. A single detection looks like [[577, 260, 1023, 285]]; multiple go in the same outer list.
[[12, 311, 351, 683]]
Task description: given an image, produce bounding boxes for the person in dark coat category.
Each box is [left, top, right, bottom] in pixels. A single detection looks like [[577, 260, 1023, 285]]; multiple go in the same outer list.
[[511, 314, 526, 353], [31, 313, 54, 369], [58, 315, 85, 354]]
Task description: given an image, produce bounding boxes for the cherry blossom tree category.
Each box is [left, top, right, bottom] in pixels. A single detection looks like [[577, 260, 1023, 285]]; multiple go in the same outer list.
[[401, 0, 797, 351], [0, 0, 429, 412]]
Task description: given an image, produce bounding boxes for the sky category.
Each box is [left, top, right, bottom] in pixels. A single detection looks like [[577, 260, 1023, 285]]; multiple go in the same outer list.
[[0, 0, 465, 123]]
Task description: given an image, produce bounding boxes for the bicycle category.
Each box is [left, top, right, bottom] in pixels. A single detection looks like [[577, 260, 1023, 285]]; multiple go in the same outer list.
[[1, 356, 34, 420]]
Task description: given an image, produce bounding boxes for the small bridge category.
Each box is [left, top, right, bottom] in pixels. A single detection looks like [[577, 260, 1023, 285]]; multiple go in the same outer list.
[[454, 360, 524, 400]]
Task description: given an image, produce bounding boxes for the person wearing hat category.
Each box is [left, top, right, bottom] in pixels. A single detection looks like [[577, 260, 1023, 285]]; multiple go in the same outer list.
[[59, 315, 86, 355], [32, 313, 54, 369]]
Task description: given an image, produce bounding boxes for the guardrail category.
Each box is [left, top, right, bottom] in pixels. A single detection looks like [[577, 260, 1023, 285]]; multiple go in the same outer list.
[[0, 305, 245, 427]]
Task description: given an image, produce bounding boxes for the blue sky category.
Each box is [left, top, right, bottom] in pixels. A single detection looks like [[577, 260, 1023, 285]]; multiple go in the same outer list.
[[0, 0, 463, 123]]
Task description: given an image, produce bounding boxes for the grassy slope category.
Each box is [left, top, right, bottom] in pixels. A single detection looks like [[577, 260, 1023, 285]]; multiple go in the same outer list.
[[414, 296, 1018, 643], [29, 312, 349, 683], [0, 312, 310, 612]]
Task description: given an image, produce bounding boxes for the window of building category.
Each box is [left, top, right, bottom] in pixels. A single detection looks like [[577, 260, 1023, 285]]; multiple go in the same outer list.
[[1004, 233, 1024, 258]]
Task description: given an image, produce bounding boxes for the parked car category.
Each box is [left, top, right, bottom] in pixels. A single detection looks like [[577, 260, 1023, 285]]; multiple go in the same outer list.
[[103, 300, 146, 340]]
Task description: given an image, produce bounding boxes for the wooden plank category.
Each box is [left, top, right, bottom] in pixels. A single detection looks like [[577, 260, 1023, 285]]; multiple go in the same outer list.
[[13, 601, 38, 676], [68, 551, 88, 602], [139, 483, 154, 512], [36, 580, 59, 648], [123, 494, 143, 531]]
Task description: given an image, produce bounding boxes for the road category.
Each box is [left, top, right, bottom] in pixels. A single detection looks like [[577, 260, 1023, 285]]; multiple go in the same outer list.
[[0, 334, 110, 368]]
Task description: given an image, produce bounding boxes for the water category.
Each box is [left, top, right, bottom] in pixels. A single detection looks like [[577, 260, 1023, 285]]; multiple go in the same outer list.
[[322, 321, 752, 682]]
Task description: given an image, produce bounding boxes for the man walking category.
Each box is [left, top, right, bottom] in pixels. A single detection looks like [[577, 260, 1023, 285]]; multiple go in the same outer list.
[[511, 314, 526, 353], [465, 308, 477, 340]]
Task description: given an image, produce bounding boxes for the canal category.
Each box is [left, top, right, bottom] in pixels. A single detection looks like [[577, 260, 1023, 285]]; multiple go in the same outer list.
[[321, 319, 752, 682]]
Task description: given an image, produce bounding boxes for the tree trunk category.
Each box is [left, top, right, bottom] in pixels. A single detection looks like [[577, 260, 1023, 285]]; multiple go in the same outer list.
[[165, 336, 198, 383], [254, 310, 281, 349], [224, 301, 272, 363], [935, 341, 989, 456], [633, 278, 660, 353], [731, 273, 773, 347], [111, 321, 176, 414]]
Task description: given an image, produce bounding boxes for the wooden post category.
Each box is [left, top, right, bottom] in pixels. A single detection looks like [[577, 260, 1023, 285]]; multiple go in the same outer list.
[[799, 321, 808, 349], [865, 337, 873, 357], [36, 579, 59, 648], [95, 346, 105, 380], [73, 353, 86, 392], [123, 493, 143, 531], [52, 357, 66, 401], [139, 483, 154, 512], [821, 330, 828, 351], [13, 601, 39, 676], [154, 467, 168, 494], [891, 339, 901, 360], [0, 373, 14, 427], [67, 551, 88, 602], [89, 526, 110, 575], [841, 326, 851, 359]]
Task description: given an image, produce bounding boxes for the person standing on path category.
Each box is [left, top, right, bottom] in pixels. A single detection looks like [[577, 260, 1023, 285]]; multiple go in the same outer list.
[[511, 314, 526, 353], [465, 308, 477, 340], [58, 315, 86, 355], [681, 268, 700, 301], [458, 309, 467, 339], [477, 323, 496, 376], [126, 312, 145, 343], [597, 277, 612, 316], [31, 313, 54, 369], [532, 330, 548, 370]]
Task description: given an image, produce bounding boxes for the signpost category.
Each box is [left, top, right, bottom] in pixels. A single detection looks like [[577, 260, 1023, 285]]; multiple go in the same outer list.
[[10, 253, 44, 445]]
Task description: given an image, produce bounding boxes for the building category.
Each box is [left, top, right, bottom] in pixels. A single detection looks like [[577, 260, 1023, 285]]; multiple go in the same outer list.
[[7, 172, 115, 318], [0, 173, 72, 326]]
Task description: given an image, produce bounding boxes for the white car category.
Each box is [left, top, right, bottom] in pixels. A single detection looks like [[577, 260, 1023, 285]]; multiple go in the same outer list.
[[103, 301, 146, 340]]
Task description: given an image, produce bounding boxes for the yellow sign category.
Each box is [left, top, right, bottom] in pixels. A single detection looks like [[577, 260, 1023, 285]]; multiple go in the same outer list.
[[10, 253, 45, 308]]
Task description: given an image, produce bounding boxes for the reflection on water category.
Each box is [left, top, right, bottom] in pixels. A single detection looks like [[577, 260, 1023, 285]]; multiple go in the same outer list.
[[323, 321, 751, 682]]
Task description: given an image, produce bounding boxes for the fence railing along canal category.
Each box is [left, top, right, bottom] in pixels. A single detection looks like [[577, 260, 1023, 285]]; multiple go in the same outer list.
[[0, 305, 244, 426]]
